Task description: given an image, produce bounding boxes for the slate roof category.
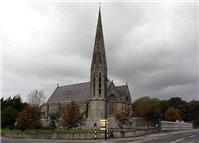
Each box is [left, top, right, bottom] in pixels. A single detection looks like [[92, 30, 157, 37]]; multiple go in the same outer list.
[[116, 85, 132, 102], [116, 85, 128, 96], [47, 82, 90, 103], [47, 81, 130, 104]]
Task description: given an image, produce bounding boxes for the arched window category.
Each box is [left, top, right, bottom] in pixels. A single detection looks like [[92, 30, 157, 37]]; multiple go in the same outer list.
[[108, 95, 117, 115], [99, 55, 101, 64], [99, 73, 101, 96]]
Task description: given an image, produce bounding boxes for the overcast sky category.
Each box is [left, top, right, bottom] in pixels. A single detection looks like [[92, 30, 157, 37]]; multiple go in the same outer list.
[[1, 1, 198, 102]]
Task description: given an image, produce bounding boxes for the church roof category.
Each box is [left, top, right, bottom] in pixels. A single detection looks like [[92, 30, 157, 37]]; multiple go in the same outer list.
[[116, 85, 128, 95], [47, 81, 131, 104], [47, 82, 90, 103], [116, 85, 132, 102]]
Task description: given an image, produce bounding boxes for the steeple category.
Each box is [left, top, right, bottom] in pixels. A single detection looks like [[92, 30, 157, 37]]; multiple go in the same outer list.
[[86, 4, 108, 127], [88, 5, 107, 120], [91, 5, 107, 71]]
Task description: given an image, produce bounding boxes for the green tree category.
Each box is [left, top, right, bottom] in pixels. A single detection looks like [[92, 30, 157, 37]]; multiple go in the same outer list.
[[61, 101, 85, 129], [159, 100, 169, 120], [1, 95, 27, 113], [180, 101, 199, 128], [16, 105, 41, 130], [1, 106, 17, 128], [165, 107, 181, 121], [167, 97, 186, 109]]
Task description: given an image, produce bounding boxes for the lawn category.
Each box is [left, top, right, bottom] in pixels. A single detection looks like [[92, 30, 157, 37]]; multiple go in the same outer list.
[[1, 128, 103, 134]]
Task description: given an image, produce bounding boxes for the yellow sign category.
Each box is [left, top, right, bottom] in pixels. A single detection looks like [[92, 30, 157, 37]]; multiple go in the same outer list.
[[99, 119, 108, 130]]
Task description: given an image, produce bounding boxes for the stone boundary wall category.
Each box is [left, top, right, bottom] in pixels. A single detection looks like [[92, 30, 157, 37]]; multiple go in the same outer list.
[[161, 121, 193, 131], [110, 129, 158, 138], [2, 129, 158, 139]]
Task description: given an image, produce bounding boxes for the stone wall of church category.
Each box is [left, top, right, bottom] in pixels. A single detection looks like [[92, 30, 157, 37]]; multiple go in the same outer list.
[[41, 101, 88, 127]]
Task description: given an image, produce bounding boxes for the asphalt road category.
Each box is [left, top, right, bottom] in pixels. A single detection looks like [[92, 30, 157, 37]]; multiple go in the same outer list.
[[115, 129, 199, 143], [1, 129, 199, 143]]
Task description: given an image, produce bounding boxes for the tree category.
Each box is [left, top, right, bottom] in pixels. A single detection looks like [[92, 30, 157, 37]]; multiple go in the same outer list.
[[28, 89, 45, 107], [167, 97, 186, 109], [1, 106, 17, 128], [186, 101, 199, 122], [113, 107, 130, 128], [132, 97, 160, 121], [16, 105, 41, 130], [159, 100, 169, 120], [165, 107, 181, 121], [61, 101, 85, 129], [180, 101, 199, 128], [1, 95, 27, 112], [1, 95, 27, 128]]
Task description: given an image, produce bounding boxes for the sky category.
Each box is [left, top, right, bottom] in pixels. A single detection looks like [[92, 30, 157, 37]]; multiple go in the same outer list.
[[0, 1, 198, 102]]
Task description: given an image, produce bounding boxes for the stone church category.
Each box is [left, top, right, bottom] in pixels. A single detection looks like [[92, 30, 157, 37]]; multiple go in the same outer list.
[[41, 7, 132, 128]]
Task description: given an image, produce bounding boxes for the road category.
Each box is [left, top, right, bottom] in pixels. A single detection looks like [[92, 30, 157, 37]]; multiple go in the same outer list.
[[114, 129, 199, 143], [1, 129, 199, 143]]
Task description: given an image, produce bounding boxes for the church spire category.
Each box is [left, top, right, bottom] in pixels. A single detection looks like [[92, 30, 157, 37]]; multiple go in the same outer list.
[[91, 5, 107, 71], [90, 4, 107, 100], [88, 4, 107, 120]]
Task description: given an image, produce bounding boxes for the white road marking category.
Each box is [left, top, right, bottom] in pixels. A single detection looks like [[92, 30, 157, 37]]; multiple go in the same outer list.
[[128, 137, 160, 143], [170, 138, 184, 143], [189, 135, 196, 138]]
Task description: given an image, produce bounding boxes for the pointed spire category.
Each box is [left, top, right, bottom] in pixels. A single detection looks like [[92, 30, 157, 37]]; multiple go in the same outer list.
[[95, 4, 103, 45], [91, 4, 107, 70]]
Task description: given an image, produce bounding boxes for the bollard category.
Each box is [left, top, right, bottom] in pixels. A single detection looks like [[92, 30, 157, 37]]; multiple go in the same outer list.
[[94, 123, 97, 139]]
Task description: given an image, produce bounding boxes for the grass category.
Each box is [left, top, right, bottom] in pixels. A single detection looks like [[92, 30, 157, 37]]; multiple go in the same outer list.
[[1, 128, 103, 135]]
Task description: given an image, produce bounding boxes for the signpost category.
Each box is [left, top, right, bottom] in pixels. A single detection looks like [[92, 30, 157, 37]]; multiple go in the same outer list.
[[100, 119, 108, 140]]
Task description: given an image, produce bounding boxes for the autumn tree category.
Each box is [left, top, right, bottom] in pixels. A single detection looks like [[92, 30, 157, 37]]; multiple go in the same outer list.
[[17, 105, 41, 130], [132, 97, 160, 121], [28, 89, 45, 107], [113, 107, 130, 128], [61, 101, 85, 129], [165, 107, 181, 121]]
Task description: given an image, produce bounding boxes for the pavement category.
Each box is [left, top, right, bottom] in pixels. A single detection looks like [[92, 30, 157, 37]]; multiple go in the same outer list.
[[1, 129, 199, 143]]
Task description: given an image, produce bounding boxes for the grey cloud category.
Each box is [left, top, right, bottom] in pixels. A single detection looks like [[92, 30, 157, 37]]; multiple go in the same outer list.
[[2, 2, 198, 102]]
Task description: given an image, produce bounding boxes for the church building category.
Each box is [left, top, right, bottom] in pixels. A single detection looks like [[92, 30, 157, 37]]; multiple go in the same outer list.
[[41, 6, 132, 128]]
